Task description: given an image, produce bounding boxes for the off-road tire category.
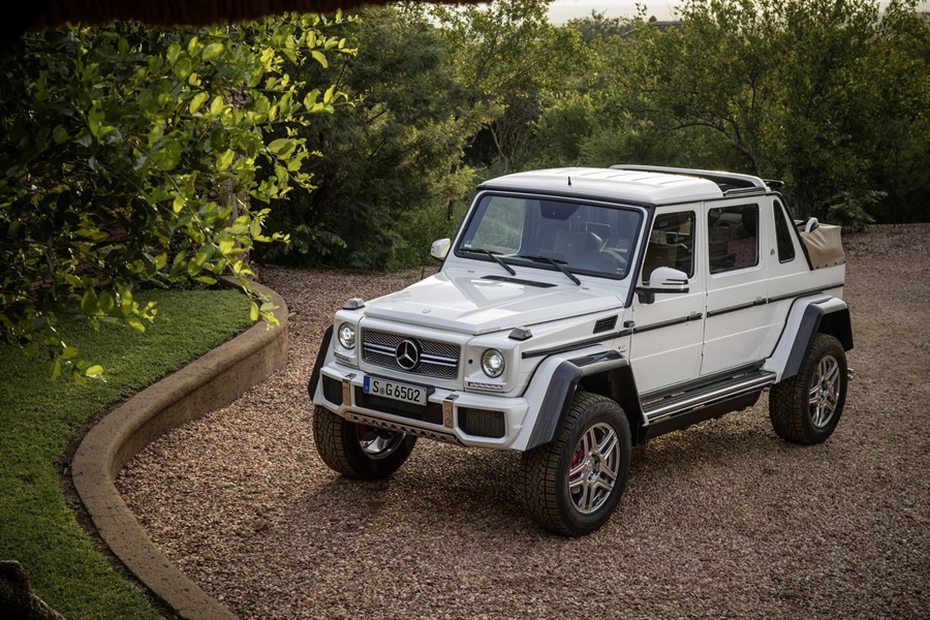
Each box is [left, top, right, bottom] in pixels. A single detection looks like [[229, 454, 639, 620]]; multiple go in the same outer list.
[[519, 392, 632, 537], [312, 406, 416, 479], [769, 333, 848, 444]]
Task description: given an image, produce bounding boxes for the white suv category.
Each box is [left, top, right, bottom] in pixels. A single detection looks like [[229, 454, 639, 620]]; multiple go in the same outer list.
[[308, 165, 853, 536]]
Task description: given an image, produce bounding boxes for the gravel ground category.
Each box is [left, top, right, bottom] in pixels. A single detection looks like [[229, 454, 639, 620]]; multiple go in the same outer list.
[[117, 224, 930, 620]]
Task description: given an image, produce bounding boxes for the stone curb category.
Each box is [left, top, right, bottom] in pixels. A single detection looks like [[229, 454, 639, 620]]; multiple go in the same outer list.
[[71, 280, 288, 620]]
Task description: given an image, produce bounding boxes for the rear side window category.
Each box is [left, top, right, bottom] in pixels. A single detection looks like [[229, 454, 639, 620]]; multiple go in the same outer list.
[[773, 200, 797, 263], [708, 205, 759, 273]]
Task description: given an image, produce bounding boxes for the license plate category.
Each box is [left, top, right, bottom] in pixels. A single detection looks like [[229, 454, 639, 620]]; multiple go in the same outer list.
[[363, 376, 428, 406]]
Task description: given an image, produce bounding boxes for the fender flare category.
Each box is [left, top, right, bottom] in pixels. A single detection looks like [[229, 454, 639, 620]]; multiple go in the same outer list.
[[307, 325, 334, 402], [523, 348, 643, 451], [782, 300, 853, 380]]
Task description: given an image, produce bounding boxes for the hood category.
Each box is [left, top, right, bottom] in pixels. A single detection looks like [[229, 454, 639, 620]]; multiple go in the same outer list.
[[362, 271, 626, 335]]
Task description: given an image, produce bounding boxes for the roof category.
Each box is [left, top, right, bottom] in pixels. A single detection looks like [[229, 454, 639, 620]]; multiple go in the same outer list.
[[479, 166, 771, 206]]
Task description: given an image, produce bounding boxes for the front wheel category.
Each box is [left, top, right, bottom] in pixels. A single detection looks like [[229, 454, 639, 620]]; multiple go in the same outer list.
[[312, 406, 416, 479], [520, 392, 632, 537], [769, 333, 848, 444]]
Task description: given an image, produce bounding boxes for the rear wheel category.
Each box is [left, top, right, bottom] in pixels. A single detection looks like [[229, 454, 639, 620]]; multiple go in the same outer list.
[[520, 392, 632, 536], [312, 406, 416, 479], [769, 333, 848, 444]]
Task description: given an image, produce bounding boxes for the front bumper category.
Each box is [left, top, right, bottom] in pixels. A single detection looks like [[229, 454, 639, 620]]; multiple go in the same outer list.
[[312, 363, 530, 450]]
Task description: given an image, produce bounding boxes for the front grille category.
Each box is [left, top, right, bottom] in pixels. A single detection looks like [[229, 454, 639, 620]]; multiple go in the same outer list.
[[458, 408, 506, 438], [354, 387, 444, 426], [322, 376, 343, 405], [361, 329, 460, 379]]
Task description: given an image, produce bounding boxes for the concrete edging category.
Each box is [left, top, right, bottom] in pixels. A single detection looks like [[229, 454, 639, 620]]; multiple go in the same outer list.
[[71, 280, 288, 620]]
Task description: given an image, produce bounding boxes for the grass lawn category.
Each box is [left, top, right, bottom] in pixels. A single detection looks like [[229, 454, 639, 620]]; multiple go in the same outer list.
[[0, 287, 254, 619]]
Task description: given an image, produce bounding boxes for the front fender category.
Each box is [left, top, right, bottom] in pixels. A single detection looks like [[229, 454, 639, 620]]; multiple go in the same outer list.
[[308, 325, 334, 403], [520, 346, 641, 451]]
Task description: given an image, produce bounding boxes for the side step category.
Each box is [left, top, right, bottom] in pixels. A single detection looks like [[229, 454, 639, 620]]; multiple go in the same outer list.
[[640, 370, 776, 442]]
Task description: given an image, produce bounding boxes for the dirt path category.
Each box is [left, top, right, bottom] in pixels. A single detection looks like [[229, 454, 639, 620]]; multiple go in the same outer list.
[[118, 224, 930, 620]]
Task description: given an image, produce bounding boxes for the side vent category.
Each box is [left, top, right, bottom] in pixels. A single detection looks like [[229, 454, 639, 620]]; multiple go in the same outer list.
[[593, 315, 618, 334]]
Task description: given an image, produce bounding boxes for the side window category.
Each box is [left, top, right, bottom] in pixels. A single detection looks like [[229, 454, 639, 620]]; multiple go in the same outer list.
[[642, 211, 695, 283], [708, 205, 759, 273], [773, 200, 797, 263]]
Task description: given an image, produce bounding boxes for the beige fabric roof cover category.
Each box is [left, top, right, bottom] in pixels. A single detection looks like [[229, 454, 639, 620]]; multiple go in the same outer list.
[[799, 223, 845, 269]]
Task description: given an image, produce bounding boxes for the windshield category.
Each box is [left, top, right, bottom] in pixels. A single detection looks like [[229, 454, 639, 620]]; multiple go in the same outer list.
[[455, 194, 644, 280]]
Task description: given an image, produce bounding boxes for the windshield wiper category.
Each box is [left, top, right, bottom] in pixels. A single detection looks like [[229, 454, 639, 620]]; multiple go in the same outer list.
[[518, 255, 581, 285], [462, 248, 516, 276]]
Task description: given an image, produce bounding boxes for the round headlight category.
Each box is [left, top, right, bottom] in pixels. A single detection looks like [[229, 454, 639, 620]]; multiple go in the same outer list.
[[337, 322, 356, 349], [481, 348, 505, 378]]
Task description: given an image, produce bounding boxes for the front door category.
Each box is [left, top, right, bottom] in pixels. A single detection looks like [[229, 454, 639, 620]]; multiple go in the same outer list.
[[629, 208, 704, 395]]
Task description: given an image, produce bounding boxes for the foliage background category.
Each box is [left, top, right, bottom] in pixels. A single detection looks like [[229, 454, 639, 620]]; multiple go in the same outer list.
[[0, 1, 927, 616], [3, 0, 928, 353], [255, 0, 930, 271]]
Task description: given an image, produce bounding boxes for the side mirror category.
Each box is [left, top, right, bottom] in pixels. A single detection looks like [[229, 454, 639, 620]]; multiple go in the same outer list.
[[636, 267, 689, 304], [430, 238, 451, 262]]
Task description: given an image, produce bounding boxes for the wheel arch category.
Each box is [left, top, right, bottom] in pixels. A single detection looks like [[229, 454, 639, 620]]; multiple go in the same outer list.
[[782, 301, 853, 381], [307, 324, 334, 402], [524, 349, 645, 451]]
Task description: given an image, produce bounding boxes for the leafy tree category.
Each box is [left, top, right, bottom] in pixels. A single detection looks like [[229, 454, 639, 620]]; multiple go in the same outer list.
[[258, 4, 479, 269], [527, 11, 739, 172], [857, 0, 930, 224], [0, 15, 352, 379], [615, 0, 930, 222], [566, 10, 634, 44], [431, 0, 586, 175]]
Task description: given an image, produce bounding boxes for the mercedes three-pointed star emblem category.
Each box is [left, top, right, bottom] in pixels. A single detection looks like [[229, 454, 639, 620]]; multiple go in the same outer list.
[[395, 338, 422, 371]]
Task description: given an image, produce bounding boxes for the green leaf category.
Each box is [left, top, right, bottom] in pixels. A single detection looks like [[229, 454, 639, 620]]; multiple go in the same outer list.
[[152, 135, 183, 171], [322, 84, 337, 104], [81, 289, 99, 315], [210, 95, 225, 115], [116, 286, 134, 315], [202, 42, 225, 61], [98, 290, 116, 315], [189, 91, 209, 114], [84, 365, 105, 379], [167, 42, 181, 65], [216, 148, 234, 171], [268, 138, 295, 157], [53, 125, 69, 144]]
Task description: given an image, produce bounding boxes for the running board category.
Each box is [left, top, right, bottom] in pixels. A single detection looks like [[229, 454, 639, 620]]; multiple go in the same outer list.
[[640, 371, 776, 441]]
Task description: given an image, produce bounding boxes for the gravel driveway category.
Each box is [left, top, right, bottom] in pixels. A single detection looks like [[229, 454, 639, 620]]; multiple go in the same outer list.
[[118, 224, 930, 620]]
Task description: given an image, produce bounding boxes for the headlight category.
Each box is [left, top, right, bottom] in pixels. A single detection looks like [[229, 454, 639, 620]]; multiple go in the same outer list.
[[481, 348, 505, 378], [337, 322, 356, 349]]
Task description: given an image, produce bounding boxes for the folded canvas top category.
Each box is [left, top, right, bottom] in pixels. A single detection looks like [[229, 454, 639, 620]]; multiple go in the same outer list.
[[797, 220, 845, 269]]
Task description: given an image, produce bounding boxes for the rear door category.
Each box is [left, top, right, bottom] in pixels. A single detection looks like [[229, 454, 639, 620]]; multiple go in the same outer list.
[[702, 199, 773, 375]]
